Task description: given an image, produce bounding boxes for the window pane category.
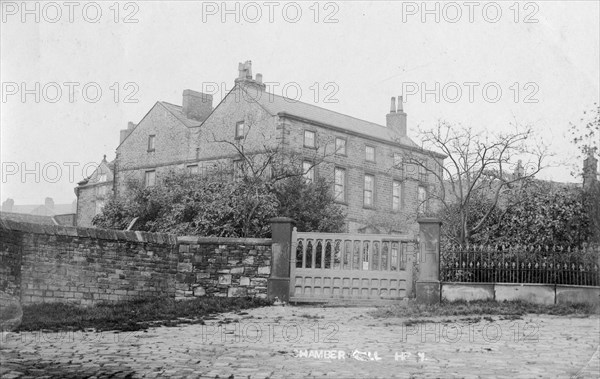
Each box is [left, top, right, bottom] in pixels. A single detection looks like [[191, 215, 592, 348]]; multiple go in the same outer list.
[[145, 171, 155, 187], [418, 186, 427, 213], [188, 165, 198, 174], [393, 153, 402, 167], [393, 181, 401, 211], [303, 161, 314, 182], [334, 168, 345, 201], [236, 121, 245, 138], [148, 135, 155, 150], [335, 138, 346, 154], [304, 131, 315, 147], [364, 175, 374, 206], [365, 146, 375, 161]]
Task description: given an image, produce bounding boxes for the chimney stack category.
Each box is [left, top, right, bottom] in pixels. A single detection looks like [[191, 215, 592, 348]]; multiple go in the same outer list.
[[386, 95, 407, 137], [182, 89, 213, 122], [44, 197, 54, 210], [119, 121, 136, 144], [583, 151, 598, 191], [234, 60, 266, 91]]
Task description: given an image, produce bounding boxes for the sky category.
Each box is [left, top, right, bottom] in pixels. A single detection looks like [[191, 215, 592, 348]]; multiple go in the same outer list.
[[1, 0, 599, 205]]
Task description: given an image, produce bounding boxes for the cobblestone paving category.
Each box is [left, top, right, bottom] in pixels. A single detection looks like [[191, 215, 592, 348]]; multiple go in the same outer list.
[[1, 305, 599, 378]]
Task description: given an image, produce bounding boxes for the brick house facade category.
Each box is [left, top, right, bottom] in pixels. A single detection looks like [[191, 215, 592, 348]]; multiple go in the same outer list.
[[76, 61, 445, 235]]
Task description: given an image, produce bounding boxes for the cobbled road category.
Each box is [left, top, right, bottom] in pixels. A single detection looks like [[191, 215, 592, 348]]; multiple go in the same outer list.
[[1, 305, 599, 378]]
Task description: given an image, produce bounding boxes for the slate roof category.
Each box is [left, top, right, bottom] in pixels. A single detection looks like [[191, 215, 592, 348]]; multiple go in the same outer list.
[[6, 203, 76, 215], [0, 211, 57, 225], [158, 87, 418, 147], [248, 88, 418, 147], [160, 102, 202, 127]]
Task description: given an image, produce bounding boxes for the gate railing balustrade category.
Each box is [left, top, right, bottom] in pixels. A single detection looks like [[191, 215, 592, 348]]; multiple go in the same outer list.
[[292, 228, 417, 272]]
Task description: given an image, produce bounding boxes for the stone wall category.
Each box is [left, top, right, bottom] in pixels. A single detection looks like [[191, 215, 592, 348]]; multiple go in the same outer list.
[[175, 236, 272, 299], [0, 224, 22, 298], [0, 219, 274, 306]]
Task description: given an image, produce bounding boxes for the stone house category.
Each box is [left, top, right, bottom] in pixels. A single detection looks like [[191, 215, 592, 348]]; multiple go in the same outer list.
[[74, 156, 114, 226], [75, 61, 445, 234]]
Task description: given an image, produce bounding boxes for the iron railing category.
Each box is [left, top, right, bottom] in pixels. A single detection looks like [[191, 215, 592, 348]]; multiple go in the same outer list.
[[441, 244, 600, 286]]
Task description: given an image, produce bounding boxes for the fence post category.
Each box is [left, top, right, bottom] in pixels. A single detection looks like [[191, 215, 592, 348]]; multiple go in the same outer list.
[[268, 217, 296, 302], [416, 218, 442, 304]]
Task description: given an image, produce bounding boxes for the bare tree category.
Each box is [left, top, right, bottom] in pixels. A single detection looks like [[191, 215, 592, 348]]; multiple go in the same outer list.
[[398, 120, 551, 245]]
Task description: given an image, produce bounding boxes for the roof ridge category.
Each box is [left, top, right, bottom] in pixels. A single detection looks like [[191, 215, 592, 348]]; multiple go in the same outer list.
[[261, 91, 387, 129], [158, 101, 201, 128], [160, 101, 182, 108]]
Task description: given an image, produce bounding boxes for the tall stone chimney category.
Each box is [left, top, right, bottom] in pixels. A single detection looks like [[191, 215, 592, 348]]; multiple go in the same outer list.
[[119, 121, 136, 144], [182, 90, 213, 122], [583, 151, 598, 191], [386, 95, 407, 137], [45, 197, 55, 211], [234, 60, 266, 91]]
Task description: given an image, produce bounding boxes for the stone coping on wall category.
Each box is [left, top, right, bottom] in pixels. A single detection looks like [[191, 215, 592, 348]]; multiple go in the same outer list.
[[0, 218, 177, 244], [0, 218, 273, 246], [177, 236, 272, 245]]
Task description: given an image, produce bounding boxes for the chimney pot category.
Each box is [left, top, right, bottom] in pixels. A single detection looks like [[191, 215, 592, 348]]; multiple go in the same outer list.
[[235, 61, 265, 90], [390, 97, 396, 113], [398, 95, 404, 112]]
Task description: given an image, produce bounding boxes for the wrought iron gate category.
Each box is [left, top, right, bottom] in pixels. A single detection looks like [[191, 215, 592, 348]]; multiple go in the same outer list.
[[290, 228, 417, 303]]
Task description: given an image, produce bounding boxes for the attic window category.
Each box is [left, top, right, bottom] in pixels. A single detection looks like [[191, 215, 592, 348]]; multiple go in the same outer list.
[[235, 121, 245, 140], [148, 135, 156, 152]]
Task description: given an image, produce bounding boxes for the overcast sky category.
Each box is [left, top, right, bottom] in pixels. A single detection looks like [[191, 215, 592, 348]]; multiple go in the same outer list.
[[1, 1, 599, 205]]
